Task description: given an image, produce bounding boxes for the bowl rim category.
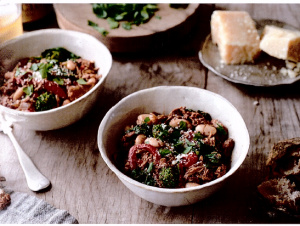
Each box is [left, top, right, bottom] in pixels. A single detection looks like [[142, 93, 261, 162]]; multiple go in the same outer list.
[[0, 28, 112, 116], [98, 86, 250, 194]]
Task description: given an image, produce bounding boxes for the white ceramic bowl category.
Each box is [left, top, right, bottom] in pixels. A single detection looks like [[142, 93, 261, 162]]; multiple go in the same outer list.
[[98, 86, 250, 206], [0, 29, 112, 131]]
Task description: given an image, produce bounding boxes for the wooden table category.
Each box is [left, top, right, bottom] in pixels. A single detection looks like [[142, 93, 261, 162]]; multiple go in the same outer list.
[[1, 4, 300, 223]]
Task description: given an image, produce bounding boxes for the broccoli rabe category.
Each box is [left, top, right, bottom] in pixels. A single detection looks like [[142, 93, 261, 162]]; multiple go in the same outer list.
[[35, 92, 57, 111], [130, 167, 155, 186], [159, 167, 178, 188]]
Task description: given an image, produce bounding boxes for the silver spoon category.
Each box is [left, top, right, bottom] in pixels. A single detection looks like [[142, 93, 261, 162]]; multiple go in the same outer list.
[[0, 114, 50, 191]]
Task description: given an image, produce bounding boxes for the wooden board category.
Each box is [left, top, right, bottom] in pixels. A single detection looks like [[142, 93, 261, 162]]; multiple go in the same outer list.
[[53, 4, 200, 52]]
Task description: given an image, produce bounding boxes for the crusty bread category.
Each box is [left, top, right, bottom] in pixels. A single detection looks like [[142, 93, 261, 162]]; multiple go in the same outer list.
[[258, 137, 300, 214], [210, 10, 261, 64], [258, 177, 300, 213], [266, 137, 300, 177], [260, 25, 300, 62]]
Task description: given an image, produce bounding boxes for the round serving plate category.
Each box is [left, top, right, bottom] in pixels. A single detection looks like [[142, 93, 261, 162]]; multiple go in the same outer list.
[[199, 19, 300, 87]]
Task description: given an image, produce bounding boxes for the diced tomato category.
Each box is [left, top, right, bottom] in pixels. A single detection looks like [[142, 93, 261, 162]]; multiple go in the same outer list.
[[180, 152, 198, 168], [44, 80, 67, 99], [128, 144, 161, 170]]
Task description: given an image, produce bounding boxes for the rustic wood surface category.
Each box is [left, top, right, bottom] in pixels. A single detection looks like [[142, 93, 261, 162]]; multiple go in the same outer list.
[[1, 4, 300, 223]]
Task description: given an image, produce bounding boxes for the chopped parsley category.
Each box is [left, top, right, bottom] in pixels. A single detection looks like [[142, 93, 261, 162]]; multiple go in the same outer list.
[[88, 20, 109, 37], [216, 123, 227, 136], [23, 85, 33, 97], [91, 4, 158, 32]]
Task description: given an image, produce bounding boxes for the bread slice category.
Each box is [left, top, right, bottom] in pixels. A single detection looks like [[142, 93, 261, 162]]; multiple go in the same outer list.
[[257, 177, 300, 213], [210, 10, 261, 64], [266, 137, 300, 178], [260, 25, 300, 62]]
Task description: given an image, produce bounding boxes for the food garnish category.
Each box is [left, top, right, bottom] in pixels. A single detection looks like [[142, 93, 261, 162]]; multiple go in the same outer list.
[[0, 47, 101, 112], [119, 107, 235, 189]]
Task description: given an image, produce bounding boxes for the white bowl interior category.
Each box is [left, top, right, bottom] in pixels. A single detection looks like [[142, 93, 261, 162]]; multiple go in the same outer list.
[[98, 86, 250, 205], [0, 29, 112, 130]]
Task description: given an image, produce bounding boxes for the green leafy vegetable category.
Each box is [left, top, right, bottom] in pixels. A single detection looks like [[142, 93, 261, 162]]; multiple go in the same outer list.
[[193, 132, 204, 141], [88, 20, 109, 36], [53, 77, 64, 85], [91, 4, 158, 31], [159, 148, 172, 157], [41, 47, 80, 62], [216, 123, 227, 136], [107, 17, 119, 29], [15, 68, 26, 77], [38, 63, 48, 79], [77, 78, 87, 85], [152, 124, 169, 141], [131, 168, 155, 186], [204, 152, 222, 169], [30, 63, 38, 71], [35, 92, 57, 111], [147, 162, 153, 173], [23, 85, 33, 97], [159, 167, 178, 188], [126, 121, 152, 136]]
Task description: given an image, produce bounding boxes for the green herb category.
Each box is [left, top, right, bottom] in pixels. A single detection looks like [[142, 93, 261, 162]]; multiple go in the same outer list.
[[144, 117, 150, 123], [107, 17, 119, 29], [53, 77, 64, 85], [35, 92, 57, 111], [193, 132, 204, 141], [41, 47, 80, 62], [91, 4, 158, 31], [153, 124, 169, 141], [182, 146, 192, 154], [159, 167, 178, 188], [126, 122, 152, 136], [15, 68, 26, 77], [88, 20, 109, 37], [147, 162, 153, 173], [216, 123, 227, 136], [30, 63, 38, 71], [77, 78, 87, 85], [155, 15, 161, 19], [38, 63, 48, 79], [204, 152, 222, 169], [179, 120, 187, 130], [23, 85, 33, 97], [159, 148, 172, 157], [122, 22, 132, 30], [131, 168, 155, 186]]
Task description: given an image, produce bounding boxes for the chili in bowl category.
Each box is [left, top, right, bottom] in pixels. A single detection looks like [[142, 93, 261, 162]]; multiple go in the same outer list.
[[98, 86, 249, 206], [0, 29, 112, 130]]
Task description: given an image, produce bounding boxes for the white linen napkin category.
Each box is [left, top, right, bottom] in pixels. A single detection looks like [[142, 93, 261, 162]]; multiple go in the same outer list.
[[0, 188, 78, 224]]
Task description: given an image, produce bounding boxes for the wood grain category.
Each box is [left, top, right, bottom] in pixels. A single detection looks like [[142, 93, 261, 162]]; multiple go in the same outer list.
[[1, 3, 300, 223]]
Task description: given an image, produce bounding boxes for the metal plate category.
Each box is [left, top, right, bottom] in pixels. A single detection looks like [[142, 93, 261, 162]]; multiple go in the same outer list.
[[199, 19, 300, 86]]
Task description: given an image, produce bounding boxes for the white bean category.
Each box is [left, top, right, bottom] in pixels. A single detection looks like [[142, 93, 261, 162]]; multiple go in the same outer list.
[[13, 87, 24, 101], [169, 118, 192, 129], [195, 124, 217, 136], [136, 114, 157, 125], [67, 60, 76, 71], [135, 134, 147, 145], [144, 137, 164, 147]]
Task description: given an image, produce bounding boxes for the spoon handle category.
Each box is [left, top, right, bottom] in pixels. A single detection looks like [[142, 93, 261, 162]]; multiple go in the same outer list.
[[2, 123, 51, 191]]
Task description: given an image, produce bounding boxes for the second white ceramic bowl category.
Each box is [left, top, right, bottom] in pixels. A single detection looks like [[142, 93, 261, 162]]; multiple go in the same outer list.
[[0, 29, 112, 131], [98, 86, 250, 206]]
